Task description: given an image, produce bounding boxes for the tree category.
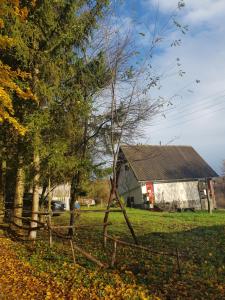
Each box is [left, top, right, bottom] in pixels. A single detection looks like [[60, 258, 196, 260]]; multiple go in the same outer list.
[[0, 1, 37, 226], [88, 3, 188, 242], [1, 0, 110, 239], [87, 179, 110, 206], [0, 0, 35, 135]]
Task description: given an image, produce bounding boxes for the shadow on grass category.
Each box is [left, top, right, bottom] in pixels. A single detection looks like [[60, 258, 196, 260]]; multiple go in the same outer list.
[[1, 218, 225, 299], [119, 224, 225, 299]]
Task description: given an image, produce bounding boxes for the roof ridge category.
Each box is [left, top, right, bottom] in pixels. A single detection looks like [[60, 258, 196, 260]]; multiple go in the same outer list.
[[119, 144, 218, 180], [121, 144, 193, 147]]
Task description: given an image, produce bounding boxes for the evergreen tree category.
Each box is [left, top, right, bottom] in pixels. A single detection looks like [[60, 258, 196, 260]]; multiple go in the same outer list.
[[1, 0, 110, 238]]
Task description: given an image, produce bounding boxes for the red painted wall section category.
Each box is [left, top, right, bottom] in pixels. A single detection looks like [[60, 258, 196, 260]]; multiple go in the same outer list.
[[146, 182, 154, 204]]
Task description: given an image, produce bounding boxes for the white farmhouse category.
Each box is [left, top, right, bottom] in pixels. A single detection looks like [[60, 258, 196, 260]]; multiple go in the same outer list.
[[117, 145, 218, 210]]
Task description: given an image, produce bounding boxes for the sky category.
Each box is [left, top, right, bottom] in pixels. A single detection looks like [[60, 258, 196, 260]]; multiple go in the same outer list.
[[114, 0, 225, 174]]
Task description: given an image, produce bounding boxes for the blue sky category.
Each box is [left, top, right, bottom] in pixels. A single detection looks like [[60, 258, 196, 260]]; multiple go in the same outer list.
[[112, 0, 225, 174]]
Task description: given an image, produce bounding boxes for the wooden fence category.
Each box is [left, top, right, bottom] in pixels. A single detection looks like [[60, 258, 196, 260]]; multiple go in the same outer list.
[[0, 208, 184, 275]]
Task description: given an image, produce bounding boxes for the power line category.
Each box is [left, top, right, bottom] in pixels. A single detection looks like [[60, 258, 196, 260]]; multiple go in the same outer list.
[[149, 90, 225, 127], [171, 91, 225, 111], [160, 90, 225, 116], [151, 96, 225, 127], [150, 104, 225, 134]]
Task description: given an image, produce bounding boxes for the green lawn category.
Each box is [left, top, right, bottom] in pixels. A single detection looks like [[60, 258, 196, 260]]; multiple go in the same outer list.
[[17, 208, 225, 299]]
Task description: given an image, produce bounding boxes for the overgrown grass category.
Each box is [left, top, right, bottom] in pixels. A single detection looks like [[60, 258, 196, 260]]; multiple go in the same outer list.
[[16, 208, 225, 299]]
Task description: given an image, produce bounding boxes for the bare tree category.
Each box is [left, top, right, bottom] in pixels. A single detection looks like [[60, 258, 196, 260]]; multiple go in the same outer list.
[[90, 2, 188, 243], [94, 23, 165, 245], [66, 0, 187, 236]]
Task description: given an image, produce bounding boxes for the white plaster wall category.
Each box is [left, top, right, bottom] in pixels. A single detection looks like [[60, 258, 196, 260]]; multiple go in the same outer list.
[[117, 164, 143, 204], [52, 183, 71, 210], [141, 184, 147, 194], [154, 181, 201, 209]]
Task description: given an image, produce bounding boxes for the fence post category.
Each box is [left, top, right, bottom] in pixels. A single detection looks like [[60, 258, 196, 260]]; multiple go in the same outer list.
[[176, 247, 182, 277], [104, 225, 108, 248], [47, 213, 52, 247], [70, 239, 76, 264], [111, 239, 117, 267]]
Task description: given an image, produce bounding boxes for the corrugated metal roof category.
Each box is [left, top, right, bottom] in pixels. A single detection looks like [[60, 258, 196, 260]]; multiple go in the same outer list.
[[120, 145, 218, 181]]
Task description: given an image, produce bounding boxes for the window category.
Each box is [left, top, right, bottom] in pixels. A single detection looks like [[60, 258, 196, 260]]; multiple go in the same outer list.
[[127, 196, 134, 207], [125, 165, 129, 171]]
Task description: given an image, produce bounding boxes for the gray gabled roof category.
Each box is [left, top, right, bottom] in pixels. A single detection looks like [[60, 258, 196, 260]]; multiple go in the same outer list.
[[119, 145, 218, 181]]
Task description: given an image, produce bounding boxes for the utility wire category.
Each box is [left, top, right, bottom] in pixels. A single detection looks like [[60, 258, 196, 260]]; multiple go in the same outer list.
[[151, 95, 225, 127], [150, 104, 225, 134]]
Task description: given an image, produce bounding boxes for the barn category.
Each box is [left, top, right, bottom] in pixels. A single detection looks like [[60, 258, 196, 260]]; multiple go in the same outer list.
[[117, 145, 218, 210]]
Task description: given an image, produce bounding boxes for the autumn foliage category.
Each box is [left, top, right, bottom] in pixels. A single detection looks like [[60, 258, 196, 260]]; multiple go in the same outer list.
[[0, 237, 154, 299], [0, 0, 35, 135]]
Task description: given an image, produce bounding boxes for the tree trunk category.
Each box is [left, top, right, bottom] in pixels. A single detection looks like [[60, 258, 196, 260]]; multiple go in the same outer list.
[[13, 155, 25, 228], [0, 159, 6, 223], [29, 145, 40, 240], [68, 117, 88, 236], [68, 172, 80, 236], [40, 183, 47, 207]]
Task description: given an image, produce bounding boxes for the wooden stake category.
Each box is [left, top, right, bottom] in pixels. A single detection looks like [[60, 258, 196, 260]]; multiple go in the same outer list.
[[176, 247, 182, 277], [115, 188, 138, 245], [111, 240, 117, 267], [47, 214, 52, 247], [103, 185, 114, 248], [47, 176, 52, 247], [70, 239, 76, 264], [103, 177, 138, 247]]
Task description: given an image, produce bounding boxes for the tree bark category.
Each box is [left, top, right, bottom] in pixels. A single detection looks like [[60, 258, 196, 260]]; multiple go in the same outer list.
[[0, 159, 6, 223], [13, 155, 25, 228], [68, 117, 88, 236], [68, 172, 80, 236], [29, 143, 40, 240], [40, 183, 47, 206]]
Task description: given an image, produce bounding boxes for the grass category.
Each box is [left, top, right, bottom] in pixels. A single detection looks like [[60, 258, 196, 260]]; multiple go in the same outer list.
[[16, 208, 225, 299]]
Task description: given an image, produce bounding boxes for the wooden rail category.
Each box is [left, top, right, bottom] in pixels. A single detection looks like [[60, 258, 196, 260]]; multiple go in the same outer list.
[[104, 234, 178, 257], [51, 222, 112, 229], [12, 215, 46, 226], [70, 241, 108, 268]]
